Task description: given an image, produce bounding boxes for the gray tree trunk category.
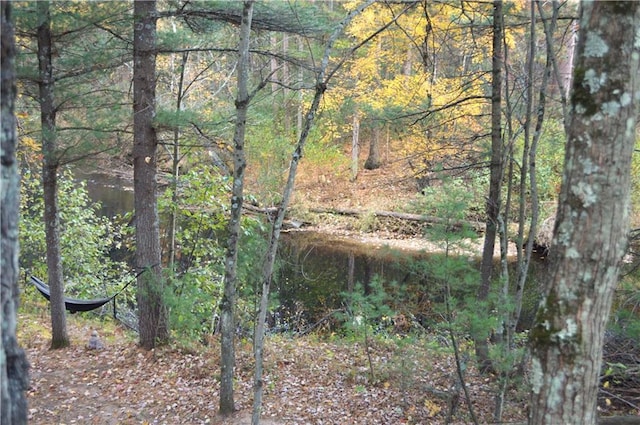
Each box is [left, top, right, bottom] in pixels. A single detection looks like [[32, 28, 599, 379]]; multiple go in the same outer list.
[[37, 0, 69, 349], [133, 0, 168, 350], [536, 0, 574, 131], [351, 113, 359, 180], [282, 34, 291, 134], [1, 2, 30, 422], [168, 52, 188, 270], [475, 0, 503, 373], [219, 0, 253, 416], [529, 2, 640, 424], [251, 3, 377, 423]]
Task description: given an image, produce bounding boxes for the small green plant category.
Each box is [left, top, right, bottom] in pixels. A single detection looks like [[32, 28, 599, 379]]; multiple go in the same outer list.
[[358, 211, 377, 233], [340, 277, 394, 338], [340, 276, 395, 383], [407, 171, 487, 220], [415, 177, 484, 424]]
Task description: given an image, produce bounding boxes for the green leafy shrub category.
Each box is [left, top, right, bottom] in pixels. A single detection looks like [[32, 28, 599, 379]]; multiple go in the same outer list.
[[19, 168, 131, 302], [159, 165, 269, 344], [159, 165, 229, 276], [163, 270, 222, 344]]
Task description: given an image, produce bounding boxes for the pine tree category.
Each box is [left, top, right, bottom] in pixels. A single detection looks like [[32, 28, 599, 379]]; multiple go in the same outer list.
[[133, 0, 169, 349], [15, 0, 131, 349]]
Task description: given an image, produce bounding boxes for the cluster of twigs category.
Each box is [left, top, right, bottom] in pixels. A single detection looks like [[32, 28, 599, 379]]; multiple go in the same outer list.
[[601, 332, 640, 412]]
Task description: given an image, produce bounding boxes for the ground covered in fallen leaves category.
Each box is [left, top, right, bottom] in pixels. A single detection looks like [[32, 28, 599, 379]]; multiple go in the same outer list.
[[20, 300, 533, 425], [20, 156, 640, 424]]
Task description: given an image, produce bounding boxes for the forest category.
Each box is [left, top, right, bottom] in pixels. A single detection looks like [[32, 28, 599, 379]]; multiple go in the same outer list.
[[1, 1, 639, 424]]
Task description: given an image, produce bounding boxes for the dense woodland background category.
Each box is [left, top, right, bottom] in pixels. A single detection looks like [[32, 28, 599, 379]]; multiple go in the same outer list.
[[2, 1, 640, 424]]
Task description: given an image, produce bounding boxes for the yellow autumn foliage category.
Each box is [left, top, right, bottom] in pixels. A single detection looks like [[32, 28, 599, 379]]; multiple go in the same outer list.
[[321, 0, 507, 166]]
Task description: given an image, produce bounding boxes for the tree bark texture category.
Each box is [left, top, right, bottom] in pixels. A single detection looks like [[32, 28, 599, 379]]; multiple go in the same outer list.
[[364, 125, 382, 170], [251, 3, 377, 423], [475, 0, 503, 373], [133, 0, 167, 350], [37, 0, 69, 349], [220, 0, 253, 416], [351, 113, 359, 180], [529, 2, 640, 424], [1, 2, 30, 422]]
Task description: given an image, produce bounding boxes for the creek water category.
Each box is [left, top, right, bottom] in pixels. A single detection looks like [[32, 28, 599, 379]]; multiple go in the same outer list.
[[276, 230, 432, 331], [78, 170, 135, 219], [79, 170, 542, 333], [276, 230, 543, 332]]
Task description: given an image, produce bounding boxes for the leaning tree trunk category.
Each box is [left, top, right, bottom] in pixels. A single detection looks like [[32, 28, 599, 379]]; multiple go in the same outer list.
[[475, 0, 503, 374], [509, 0, 560, 344], [537, 0, 573, 132], [219, 0, 253, 416], [1, 2, 30, 422], [37, 0, 69, 349], [529, 2, 640, 424], [251, 2, 378, 423], [133, 0, 167, 350]]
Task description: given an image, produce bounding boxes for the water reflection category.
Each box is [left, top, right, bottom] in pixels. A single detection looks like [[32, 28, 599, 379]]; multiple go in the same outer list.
[[74, 169, 134, 218], [72, 171, 542, 333], [276, 230, 542, 333], [277, 231, 441, 332]]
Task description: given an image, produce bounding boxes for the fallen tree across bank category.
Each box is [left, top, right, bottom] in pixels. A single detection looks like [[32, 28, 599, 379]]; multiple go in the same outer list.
[[309, 206, 486, 233], [504, 417, 640, 425]]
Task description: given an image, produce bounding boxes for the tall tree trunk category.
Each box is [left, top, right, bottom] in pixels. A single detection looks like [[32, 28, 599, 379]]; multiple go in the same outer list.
[[133, 0, 167, 350], [510, 0, 558, 343], [351, 113, 359, 181], [495, 1, 554, 418], [475, 0, 503, 373], [296, 36, 303, 141], [219, 0, 253, 416], [251, 3, 377, 423], [529, 2, 640, 424], [37, 0, 69, 349], [1, 2, 30, 421], [537, 0, 574, 131], [282, 34, 291, 134], [168, 51, 188, 270], [562, 19, 577, 101]]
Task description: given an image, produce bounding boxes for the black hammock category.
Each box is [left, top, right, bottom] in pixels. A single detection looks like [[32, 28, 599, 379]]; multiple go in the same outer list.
[[30, 275, 134, 314]]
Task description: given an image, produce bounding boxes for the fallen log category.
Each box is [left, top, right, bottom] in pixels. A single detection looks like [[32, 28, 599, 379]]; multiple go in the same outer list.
[[242, 203, 279, 215], [241, 204, 310, 229], [499, 417, 640, 425], [598, 416, 640, 425], [309, 207, 485, 233]]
